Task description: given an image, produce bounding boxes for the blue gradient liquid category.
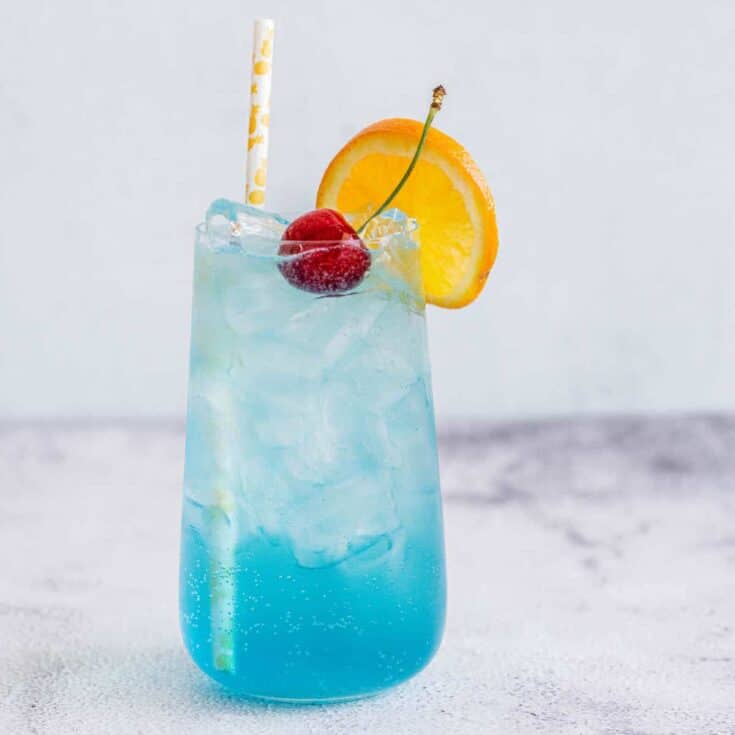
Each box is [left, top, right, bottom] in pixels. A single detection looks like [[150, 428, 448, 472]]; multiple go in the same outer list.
[[180, 203, 445, 701]]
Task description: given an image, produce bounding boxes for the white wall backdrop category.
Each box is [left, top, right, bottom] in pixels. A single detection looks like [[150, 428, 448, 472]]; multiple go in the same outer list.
[[1, 0, 734, 420]]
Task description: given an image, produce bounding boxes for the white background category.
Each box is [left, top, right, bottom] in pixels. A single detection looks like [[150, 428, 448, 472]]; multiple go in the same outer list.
[[1, 0, 734, 420]]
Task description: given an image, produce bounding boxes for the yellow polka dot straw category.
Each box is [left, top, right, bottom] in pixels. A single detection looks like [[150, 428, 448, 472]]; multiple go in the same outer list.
[[206, 19, 275, 676], [246, 18, 274, 208]]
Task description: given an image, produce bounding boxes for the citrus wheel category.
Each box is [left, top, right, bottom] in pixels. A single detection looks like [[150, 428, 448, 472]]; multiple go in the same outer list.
[[317, 119, 498, 308]]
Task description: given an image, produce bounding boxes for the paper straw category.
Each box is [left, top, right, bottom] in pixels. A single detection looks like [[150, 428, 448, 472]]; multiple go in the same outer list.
[[245, 18, 275, 207], [207, 397, 237, 673], [208, 18, 275, 675]]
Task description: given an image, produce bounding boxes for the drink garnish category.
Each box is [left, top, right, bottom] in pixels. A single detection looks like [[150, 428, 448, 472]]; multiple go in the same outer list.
[[317, 88, 498, 307], [278, 87, 446, 295], [277, 209, 371, 294]]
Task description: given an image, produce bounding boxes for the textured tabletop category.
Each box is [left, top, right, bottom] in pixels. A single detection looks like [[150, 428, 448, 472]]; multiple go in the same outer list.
[[1, 416, 734, 734]]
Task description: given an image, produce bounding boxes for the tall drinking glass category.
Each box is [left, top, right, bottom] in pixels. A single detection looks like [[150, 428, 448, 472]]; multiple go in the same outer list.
[[179, 200, 446, 702]]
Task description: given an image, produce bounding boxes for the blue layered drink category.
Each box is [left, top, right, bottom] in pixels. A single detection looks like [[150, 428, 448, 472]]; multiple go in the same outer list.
[[180, 200, 446, 701]]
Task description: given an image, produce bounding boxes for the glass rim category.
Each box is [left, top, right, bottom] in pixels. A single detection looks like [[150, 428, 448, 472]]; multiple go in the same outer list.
[[195, 218, 419, 262]]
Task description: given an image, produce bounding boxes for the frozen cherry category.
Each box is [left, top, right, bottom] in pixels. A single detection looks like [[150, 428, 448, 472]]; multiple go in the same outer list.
[[278, 209, 371, 294]]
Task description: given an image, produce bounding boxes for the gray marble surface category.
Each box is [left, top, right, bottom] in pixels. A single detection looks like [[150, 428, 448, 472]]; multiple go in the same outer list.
[[1, 416, 734, 734]]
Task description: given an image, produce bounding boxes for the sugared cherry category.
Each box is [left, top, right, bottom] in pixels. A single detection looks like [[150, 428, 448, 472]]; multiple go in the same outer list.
[[278, 209, 371, 294]]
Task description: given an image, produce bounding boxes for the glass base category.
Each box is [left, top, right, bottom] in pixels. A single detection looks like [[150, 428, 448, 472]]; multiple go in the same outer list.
[[234, 687, 393, 705]]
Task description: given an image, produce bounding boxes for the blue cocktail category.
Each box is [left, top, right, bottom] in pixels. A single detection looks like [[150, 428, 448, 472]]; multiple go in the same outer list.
[[180, 200, 446, 701]]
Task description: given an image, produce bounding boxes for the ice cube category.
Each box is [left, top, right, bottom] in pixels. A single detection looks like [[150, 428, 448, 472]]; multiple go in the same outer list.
[[286, 472, 402, 568], [275, 291, 392, 380], [321, 296, 389, 370], [361, 209, 423, 308], [237, 448, 292, 538], [280, 408, 344, 485], [222, 268, 277, 338], [361, 208, 415, 243], [325, 298, 426, 413], [382, 379, 440, 511], [249, 388, 321, 450], [266, 370, 404, 567], [205, 198, 288, 252]]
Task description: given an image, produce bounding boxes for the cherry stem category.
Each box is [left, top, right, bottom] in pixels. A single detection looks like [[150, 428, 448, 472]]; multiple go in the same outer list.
[[356, 85, 446, 235]]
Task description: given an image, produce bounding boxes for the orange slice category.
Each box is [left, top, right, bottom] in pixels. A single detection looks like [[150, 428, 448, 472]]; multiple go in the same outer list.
[[316, 118, 498, 308]]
